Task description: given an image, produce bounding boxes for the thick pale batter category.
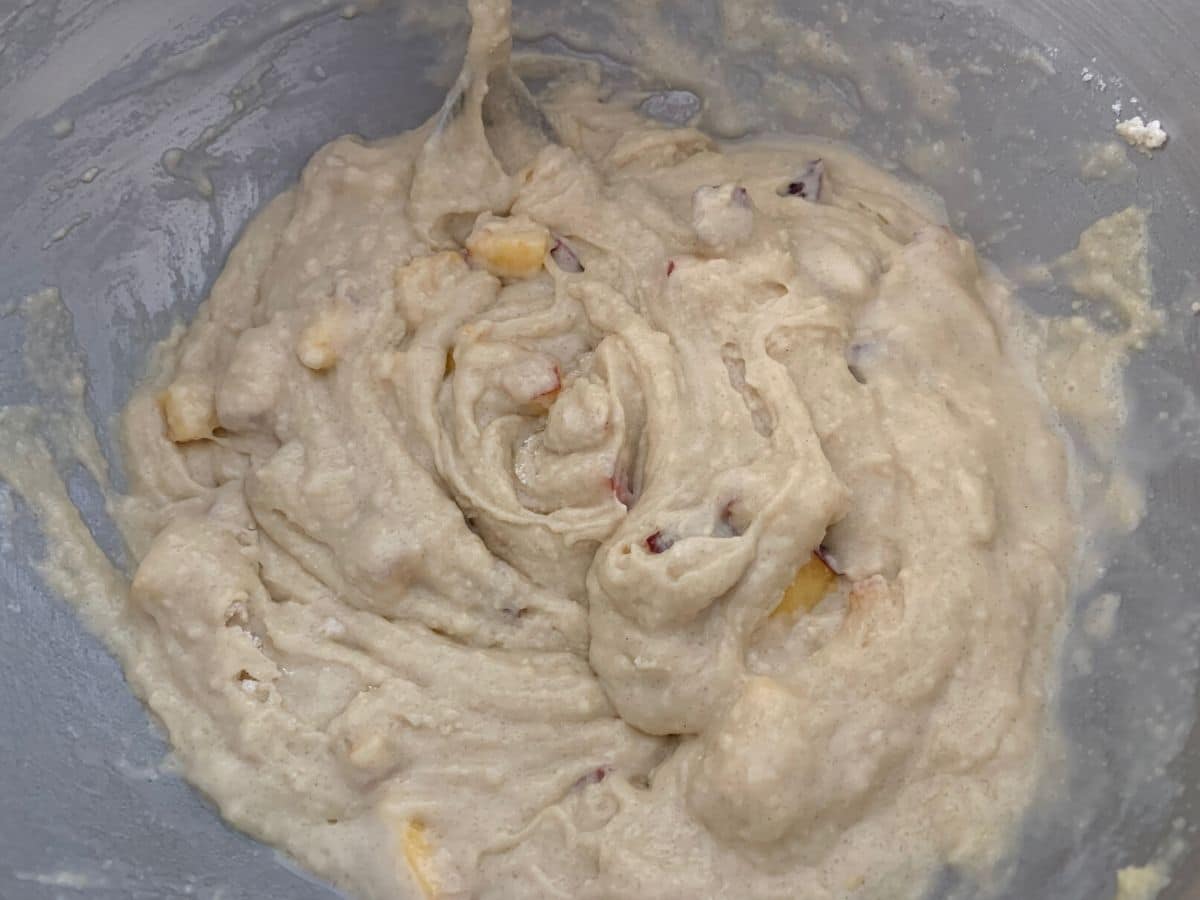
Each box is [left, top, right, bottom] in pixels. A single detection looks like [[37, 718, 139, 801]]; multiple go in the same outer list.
[[112, 1, 1075, 897]]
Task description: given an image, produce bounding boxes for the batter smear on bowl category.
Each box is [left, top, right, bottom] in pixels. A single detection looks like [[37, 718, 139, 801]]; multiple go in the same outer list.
[[114, 0, 1074, 897]]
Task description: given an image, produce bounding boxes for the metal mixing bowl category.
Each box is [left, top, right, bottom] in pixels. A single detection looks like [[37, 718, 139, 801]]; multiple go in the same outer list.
[[2, 1, 1198, 898]]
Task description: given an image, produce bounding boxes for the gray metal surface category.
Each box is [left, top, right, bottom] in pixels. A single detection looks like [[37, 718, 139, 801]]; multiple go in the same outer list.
[[1, 1, 1198, 898]]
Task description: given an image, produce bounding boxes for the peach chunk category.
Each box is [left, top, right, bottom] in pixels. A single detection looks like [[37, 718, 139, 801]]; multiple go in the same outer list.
[[400, 819, 438, 898], [465, 215, 550, 279], [159, 374, 218, 443], [771, 553, 836, 618]]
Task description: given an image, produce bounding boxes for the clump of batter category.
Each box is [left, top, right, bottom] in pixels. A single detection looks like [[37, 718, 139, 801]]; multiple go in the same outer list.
[[115, 0, 1074, 897]]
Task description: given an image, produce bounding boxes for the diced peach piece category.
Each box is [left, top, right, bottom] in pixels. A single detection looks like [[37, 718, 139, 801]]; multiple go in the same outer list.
[[159, 374, 218, 443], [401, 819, 438, 898], [771, 553, 836, 618], [296, 309, 344, 371], [465, 215, 550, 280]]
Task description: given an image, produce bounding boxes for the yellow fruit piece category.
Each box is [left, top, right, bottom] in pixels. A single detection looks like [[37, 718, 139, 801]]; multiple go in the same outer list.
[[159, 375, 217, 443], [296, 310, 343, 371], [465, 215, 550, 279], [771, 553, 836, 618], [401, 819, 438, 898]]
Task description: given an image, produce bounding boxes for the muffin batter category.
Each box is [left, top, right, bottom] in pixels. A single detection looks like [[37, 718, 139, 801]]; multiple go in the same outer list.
[[113, 1, 1075, 897]]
